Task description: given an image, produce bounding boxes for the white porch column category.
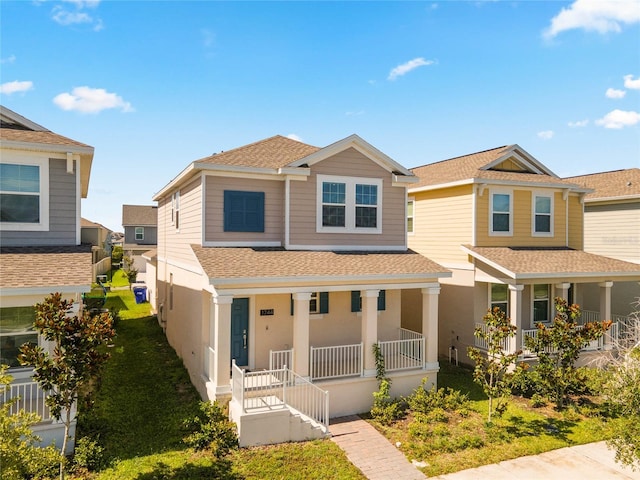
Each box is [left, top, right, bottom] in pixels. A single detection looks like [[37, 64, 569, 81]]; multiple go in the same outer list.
[[213, 295, 233, 396], [292, 292, 311, 377], [422, 286, 440, 369], [599, 282, 613, 322], [555, 282, 571, 303], [509, 285, 524, 354], [361, 290, 379, 377]]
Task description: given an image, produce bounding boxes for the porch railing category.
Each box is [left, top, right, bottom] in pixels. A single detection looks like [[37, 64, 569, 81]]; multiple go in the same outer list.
[[473, 323, 511, 351], [521, 321, 620, 354], [378, 328, 425, 372], [310, 343, 362, 380], [1, 380, 52, 423], [270, 348, 293, 371], [231, 361, 329, 430]]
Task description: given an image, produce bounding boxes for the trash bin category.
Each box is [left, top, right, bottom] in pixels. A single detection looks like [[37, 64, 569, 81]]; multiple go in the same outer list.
[[133, 286, 147, 304]]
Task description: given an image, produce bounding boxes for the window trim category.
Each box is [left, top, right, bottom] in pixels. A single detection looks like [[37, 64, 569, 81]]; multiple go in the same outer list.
[[316, 174, 383, 234], [489, 189, 513, 236], [171, 191, 180, 230], [532, 192, 554, 237], [532, 284, 551, 325], [489, 283, 509, 316], [135, 226, 144, 241], [407, 197, 415, 235], [0, 157, 49, 231]]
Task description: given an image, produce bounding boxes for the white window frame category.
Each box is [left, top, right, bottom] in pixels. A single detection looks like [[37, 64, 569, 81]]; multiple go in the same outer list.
[[171, 191, 180, 230], [489, 189, 513, 236], [316, 174, 383, 234], [309, 292, 320, 314], [532, 192, 553, 237], [135, 227, 144, 241], [489, 283, 509, 316], [407, 197, 415, 235], [532, 284, 551, 325], [0, 155, 50, 231]]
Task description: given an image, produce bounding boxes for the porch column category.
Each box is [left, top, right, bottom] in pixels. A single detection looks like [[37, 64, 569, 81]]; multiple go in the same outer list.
[[509, 285, 524, 354], [213, 295, 233, 395], [292, 292, 311, 377], [599, 282, 613, 349], [422, 286, 440, 369], [361, 290, 379, 377], [555, 282, 571, 303]]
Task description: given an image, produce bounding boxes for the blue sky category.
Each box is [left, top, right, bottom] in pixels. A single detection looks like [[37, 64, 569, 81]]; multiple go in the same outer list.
[[2, 0, 639, 232]]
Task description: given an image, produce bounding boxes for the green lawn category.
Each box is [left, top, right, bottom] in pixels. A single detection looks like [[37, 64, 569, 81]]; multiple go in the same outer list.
[[76, 290, 363, 479], [369, 361, 613, 477]]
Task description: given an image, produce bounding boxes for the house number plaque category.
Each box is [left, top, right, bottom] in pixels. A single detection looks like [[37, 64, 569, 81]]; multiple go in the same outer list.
[[260, 309, 274, 316]]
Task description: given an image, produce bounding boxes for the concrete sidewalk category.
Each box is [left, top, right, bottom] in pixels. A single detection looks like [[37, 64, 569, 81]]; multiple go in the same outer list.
[[330, 415, 640, 480]]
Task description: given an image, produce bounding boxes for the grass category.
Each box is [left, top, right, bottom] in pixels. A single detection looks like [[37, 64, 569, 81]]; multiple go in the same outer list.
[[369, 361, 613, 477], [74, 290, 363, 479]]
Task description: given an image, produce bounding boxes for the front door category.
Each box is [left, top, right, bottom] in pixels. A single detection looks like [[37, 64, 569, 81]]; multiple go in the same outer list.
[[231, 298, 249, 366]]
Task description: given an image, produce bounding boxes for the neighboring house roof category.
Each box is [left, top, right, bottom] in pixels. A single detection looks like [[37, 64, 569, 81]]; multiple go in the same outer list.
[[122, 205, 158, 226], [141, 249, 157, 261], [565, 168, 640, 202], [461, 245, 640, 281], [81, 217, 112, 232], [410, 144, 586, 191], [192, 246, 450, 286], [0, 106, 95, 198], [0, 245, 93, 292]]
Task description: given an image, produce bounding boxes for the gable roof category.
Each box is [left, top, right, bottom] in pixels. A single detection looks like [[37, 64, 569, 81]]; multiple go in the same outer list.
[[122, 205, 158, 226], [566, 168, 640, 202], [81, 217, 112, 231], [409, 144, 584, 192], [0, 106, 95, 198]]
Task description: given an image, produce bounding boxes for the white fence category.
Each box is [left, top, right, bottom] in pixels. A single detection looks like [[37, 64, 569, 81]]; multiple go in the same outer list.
[[310, 343, 363, 380], [92, 256, 112, 281], [378, 328, 425, 372], [2, 381, 52, 422]]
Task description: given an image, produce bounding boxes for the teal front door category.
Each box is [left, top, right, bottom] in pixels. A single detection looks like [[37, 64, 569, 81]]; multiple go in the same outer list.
[[231, 298, 249, 366]]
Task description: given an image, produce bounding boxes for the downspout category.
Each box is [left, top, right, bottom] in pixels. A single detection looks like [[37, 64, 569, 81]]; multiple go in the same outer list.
[[563, 189, 569, 247], [285, 176, 290, 249]]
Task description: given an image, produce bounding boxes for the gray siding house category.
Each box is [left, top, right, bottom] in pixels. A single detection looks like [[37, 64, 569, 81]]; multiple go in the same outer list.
[[122, 204, 158, 274]]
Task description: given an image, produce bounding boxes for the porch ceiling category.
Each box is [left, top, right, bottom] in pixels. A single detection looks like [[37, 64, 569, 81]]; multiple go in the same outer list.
[[192, 246, 450, 287], [462, 245, 640, 282]]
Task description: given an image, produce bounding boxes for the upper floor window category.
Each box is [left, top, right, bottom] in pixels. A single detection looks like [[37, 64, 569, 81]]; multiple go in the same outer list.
[[490, 284, 508, 315], [224, 190, 265, 232], [135, 227, 144, 241], [317, 175, 382, 234], [533, 284, 550, 323], [490, 191, 512, 235], [171, 191, 180, 230], [407, 198, 415, 234], [533, 194, 553, 235], [0, 161, 50, 231]]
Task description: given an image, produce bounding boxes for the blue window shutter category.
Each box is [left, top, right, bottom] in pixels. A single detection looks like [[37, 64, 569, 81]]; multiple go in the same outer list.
[[224, 191, 265, 232], [377, 290, 386, 311], [351, 291, 360, 312], [319, 292, 329, 314]]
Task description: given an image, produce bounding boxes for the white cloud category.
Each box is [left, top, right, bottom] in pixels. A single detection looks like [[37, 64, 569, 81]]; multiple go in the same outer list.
[[62, 0, 101, 7], [595, 109, 640, 129], [201, 29, 215, 48], [0, 80, 34, 95], [53, 86, 133, 113], [606, 87, 626, 99], [568, 119, 589, 127], [286, 134, 303, 142], [52, 1, 103, 30], [1, 55, 16, 64], [537, 130, 555, 140], [624, 74, 640, 90], [388, 57, 435, 81], [543, 0, 640, 39]]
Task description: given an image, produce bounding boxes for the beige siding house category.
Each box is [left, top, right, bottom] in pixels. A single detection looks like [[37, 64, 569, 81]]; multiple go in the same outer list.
[[152, 134, 450, 446], [566, 169, 640, 317], [406, 145, 640, 365], [0, 106, 95, 453]]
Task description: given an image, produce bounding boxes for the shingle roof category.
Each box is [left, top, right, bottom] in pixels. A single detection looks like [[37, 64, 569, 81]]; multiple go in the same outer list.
[[463, 246, 640, 279], [192, 246, 450, 285], [566, 168, 640, 201], [410, 145, 580, 189], [194, 135, 320, 169], [0, 245, 93, 289], [81, 217, 112, 231], [122, 205, 158, 226], [0, 127, 92, 149]]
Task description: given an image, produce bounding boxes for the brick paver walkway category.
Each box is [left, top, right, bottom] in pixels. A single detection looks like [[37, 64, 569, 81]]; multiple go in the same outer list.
[[330, 415, 426, 480]]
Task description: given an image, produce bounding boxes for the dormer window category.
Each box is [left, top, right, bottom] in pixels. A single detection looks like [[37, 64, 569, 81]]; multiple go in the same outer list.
[[317, 175, 382, 234]]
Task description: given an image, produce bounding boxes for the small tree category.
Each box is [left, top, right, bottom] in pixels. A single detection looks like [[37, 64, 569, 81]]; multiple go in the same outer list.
[[524, 297, 610, 410], [468, 307, 520, 423], [19, 293, 115, 480], [111, 245, 123, 267], [122, 252, 138, 289]]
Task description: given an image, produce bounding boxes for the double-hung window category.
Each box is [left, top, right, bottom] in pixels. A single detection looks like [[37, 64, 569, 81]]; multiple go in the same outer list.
[[533, 194, 553, 236], [490, 191, 512, 235], [407, 198, 415, 234], [135, 227, 144, 241], [317, 175, 382, 234], [0, 160, 48, 231], [171, 191, 180, 230], [533, 284, 550, 324], [0, 306, 37, 368], [490, 284, 508, 315]]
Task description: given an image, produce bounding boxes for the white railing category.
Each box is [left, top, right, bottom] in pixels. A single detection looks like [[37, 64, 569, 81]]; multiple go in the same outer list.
[[270, 348, 293, 371], [522, 322, 620, 354], [2, 381, 52, 422], [581, 310, 600, 323], [310, 343, 362, 380], [231, 361, 329, 429], [378, 328, 424, 372], [473, 323, 511, 351]]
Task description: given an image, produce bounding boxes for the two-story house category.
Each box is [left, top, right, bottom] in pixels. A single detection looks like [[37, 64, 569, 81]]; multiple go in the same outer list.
[[406, 145, 640, 364], [566, 169, 640, 319], [121, 204, 157, 276], [0, 106, 95, 453], [151, 134, 450, 446]]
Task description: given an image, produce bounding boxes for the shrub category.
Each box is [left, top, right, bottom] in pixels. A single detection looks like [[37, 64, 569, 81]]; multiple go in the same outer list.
[[531, 393, 547, 408], [371, 378, 405, 425], [507, 364, 544, 398], [183, 401, 238, 457], [73, 436, 105, 471], [407, 381, 469, 414]]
